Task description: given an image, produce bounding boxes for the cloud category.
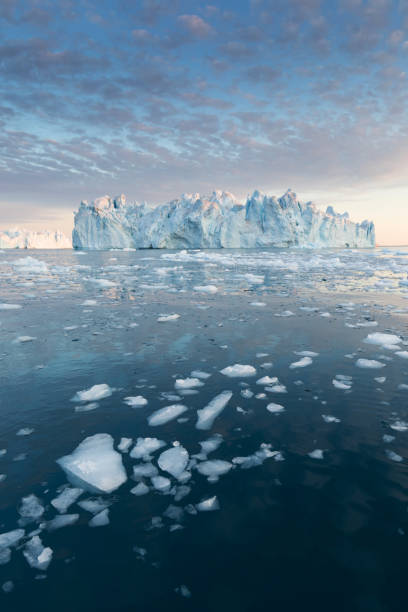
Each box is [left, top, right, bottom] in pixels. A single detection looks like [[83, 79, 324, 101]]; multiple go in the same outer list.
[[177, 14, 214, 38]]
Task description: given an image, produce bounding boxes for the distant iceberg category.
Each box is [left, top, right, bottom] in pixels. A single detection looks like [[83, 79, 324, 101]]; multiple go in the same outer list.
[[72, 189, 375, 249], [0, 228, 71, 249]]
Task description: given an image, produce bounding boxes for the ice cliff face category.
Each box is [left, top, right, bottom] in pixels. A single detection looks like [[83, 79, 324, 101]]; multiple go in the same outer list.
[[0, 229, 71, 249], [72, 190, 375, 249]]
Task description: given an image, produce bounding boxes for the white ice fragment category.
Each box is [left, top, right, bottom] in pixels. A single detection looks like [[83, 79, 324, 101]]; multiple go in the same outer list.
[[72, 384, 113, 402], [294, 351, 319, 357], [193, 285, 218, 294], [23, 536, 53, 571], [51, 487, 83, 513], [385, 450, 403, 462], [390, 420, 408, 432], [356, 359, 385, 369], [57, 433, 127, 494], [395, 351, 408, 359], [18, 494, 44, 525], [89, 278, 116, 288], [220, 364, 256, 378], [196, 496, 219, 511], [0, 303, 22, 310], [118, 437, 132, 453], [77, 498, 110, 514], [158, 446, 189, 479], [265, 384, 287, 393], [133, 463, 159, 480], [15, 336, 36, 343], [0, 529, 25, 549], [196, 391, 233, 430], [148, 404, 188, 426], [232, 443, 277, 468], [176, 585, 192, 598], [16, 427, 34, 436], [74, 402, 99, 412], [190, 370, 211, 379], [322, 414, 341, 423], [130, 482, 150, 496], [266, 403, 285, 414], [332, 379, 351, 390], [308, 449, 324, 460], [89, 509, 110, 527], [364, 333, 401, 348], [124, 395, 148, 408], [196, 459, 232, 482], [130, 437, 166, 460], [151, 475, 171, 492], [157, 314, 180, 322], [374, 377, 386, 384], [174, 378, 204, 390], [290, 356, 313, 369], [256, 376, 277, 385], [2, 581, 14, 593], [47, 514, 79, 531]]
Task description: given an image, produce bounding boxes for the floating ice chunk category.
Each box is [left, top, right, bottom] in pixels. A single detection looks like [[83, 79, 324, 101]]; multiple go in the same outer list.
[[78, 498, 110, 514], [82, 299, 97, 306], [73, 384, 113, 402], [151, 475, 171, 492], [332, 379, 352, 390], [163, 504, 184, 522], [158, 446, 189, 478], [57, 433, 127, 494], [0, 529, 25, 549], [290, 356, 313, 369], [148, 404, 188, 426], [174, 378, 204, 390], [275, 310, 294, 317], [74, 402, 99, 412], [250, 302, 266, 307], [51, 487, 83, 513], [265, 384, 287, 393], [133, 463, 159, 480], [130, 437, 166, 460], [220, 364, 256, 378], [356, 359, 385, 369], [16, 427, 34, 436], [364, 333, 401, 348], [15, 336, 36, 343], [89, 278, 116, 288], [390, 420, 408, 432], [2, 581, 14, 593], [196, 391, 233, 430], [18, 494, 44, 525], [157, 314, 180, 322], [256, 376, 277, 385], [89, 509, 110, 527], [241, 388, 254, 399], [320, 312, 331, 318], [383, 434, 395, 443], [295, 351, 319, 357], [0, 303, 22, 310], [0, 549, 11, 565], [174, 485, 191, 502], [23, 536, 53, 571], [375, 377, 386, 384], [175, 585, 191, 598], [396, 351, 408, 359], [385, 450, 403, 462], [308, 449, 324, 460], [130, 482, 150, 496], [196, 459, 232, 482], [47, 514, 79, 531], [191, 370, 211, 379], [118, 437, 132, 453], [194, 434, 223, 460], [124, 395, 148, 408], [266, 403, 285, 414], [193, 285, 218, 294], [196, 496, 219, 511], [322, 414, 341, 423], [232, 443, 277, 469]]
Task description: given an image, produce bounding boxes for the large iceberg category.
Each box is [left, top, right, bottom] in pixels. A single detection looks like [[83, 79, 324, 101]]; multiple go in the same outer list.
[[0, 228, 71, 249], [72, 189, 375, 249]]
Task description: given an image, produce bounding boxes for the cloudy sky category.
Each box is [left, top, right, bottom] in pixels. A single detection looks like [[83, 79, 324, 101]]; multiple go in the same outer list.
[[1, 0, 407, 244]]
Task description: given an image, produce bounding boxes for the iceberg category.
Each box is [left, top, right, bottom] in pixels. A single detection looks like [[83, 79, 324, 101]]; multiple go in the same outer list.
[[0, 228, 71, 249], [72, 190, 375, 249]]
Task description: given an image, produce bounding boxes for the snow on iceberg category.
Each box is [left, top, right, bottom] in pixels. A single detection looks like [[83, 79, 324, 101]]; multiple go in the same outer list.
[[56, 434, 127, 494], [0, 228, 71, 249], [72, 190, 375, 249]]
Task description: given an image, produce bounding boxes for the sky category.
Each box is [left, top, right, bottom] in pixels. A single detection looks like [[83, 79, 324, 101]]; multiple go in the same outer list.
[[0, 0, 408, 244]]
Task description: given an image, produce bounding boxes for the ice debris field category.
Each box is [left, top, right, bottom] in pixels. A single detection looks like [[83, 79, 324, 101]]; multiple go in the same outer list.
[[0, 246, 408, 609]]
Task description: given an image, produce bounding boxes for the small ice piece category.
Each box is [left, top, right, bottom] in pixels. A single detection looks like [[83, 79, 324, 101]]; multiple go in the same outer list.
[[133, 463, 159, 480], [232, 443, 277, 469], [385, 450, 403, 462], [89, 278, 116, 288], [124, 396, 148, 408], [194, 434, 223, 460], [0, 303, 22, 310], [241, 388, 254, 399], [163, 504, 184, 522], [191, 370, 211, 379], [250, 302, 266, 307], [294, 351, 319, 357], [375, 377, 386, 384], [18, 494, 44, 525], [148, 404, 188, 426], [89, 509, 110, 527], [256, 376, 277, 385], [364, 333, 401, 348], [390, 420, 408, 432], [266, 403, 285, 414], [51, 487, 83, 513], [383, 434, 395, 443], [57, 433, 127, 494], [82, 299, 97, 306], [174, 378, 204, 390], [0, 529, 25, 549], [0, 474, 6, 483], [395, 351, 408, 359], [176, 585, 192, 598], [15, 336, 36, 343], [75, 402, 99, 412], [322, 415, 341, 423], [265, 384, 287, 393], [0, 549, 11, 565], [151, 475, 171, 492], [220, 364, 256, 377], [158, 446, 189, 479], [130, 437, 166, 460], [47, 514, 79, 531], [2, 581, 14, 593], [77, 498, 110, 514], [196, 391, 233, 430], [130, 482, 149, 496], [193, 285, 218, 294], [23, 536, 53, 571], [196, 459, 232, 482], [72, 384, 113, 402], [118, 438, 132, 453], [157, 314, 180, 322], [275, 310, 294, 317], [332, 379, 352, 390], [308, 449, 324, 460], [16, 427, 34, 436], [290, 356, 313, 369], [196, 496, 219, 511], [356, 359, 385, 369], [174, 485, 191, 502]]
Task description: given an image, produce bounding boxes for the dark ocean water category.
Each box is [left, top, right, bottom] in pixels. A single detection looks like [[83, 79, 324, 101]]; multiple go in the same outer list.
[[0, 247, 408, 611]]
